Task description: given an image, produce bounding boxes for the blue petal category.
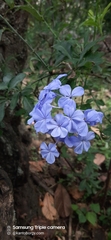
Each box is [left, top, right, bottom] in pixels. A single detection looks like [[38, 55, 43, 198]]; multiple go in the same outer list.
[[27, 117, 34, 125], [40, 142, 48, 150], [74, 142, 84, 154], [77, 121, 88, 137], [60, 127, 68, 138], [83, 141, 90, 152], [57, 74, 67, 79], [72, 86, 84, 97], [86, 131, 95, 141], [59, 85, 71, 96], [46, 153, 55, 164], [58, 97, 75, 108], [51, 127, 61, 137], [63, 104, 76, 117], [65, 136, 76, 147]]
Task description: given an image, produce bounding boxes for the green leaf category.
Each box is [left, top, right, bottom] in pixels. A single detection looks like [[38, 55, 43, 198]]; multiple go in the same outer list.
[[4, 0, 14, 8], [100, 2, 111, 21], [103, 125, 111, 136], [22, 97, 33, 113], [9, 73, 26, 89], [21, 87, 33, 96], [0, 102, 5, 122], [16, 5, 43, 21], [78, 211, 86, 223], [3, 73, 14, 84], [53, 44, 72, 60], [71, 204, 78, 211], [90, 203, 100, 214], [0, 82, 8, 90], [86, 212, 97, 225], [10, 92, 19, 110]]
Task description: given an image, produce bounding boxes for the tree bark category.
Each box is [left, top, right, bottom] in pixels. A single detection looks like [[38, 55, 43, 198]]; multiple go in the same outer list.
[[0, 2, 39, 239]]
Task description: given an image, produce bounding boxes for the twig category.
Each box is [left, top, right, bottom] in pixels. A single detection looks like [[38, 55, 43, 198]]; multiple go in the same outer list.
[[101, 159, 111, 207], [68, 214, 72, 240], [0, 14, 49, 71], [31, 173, 54, 196]]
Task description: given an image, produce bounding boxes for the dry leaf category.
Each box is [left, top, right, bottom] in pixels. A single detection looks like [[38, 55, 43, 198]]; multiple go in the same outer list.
[[68, 185, 84, 200], [29, 160, 46, 173], [94, 153, 105, 166], [91, 126, 101, 136], [54, 184, 71, 218], [42, 192, 59, 220]]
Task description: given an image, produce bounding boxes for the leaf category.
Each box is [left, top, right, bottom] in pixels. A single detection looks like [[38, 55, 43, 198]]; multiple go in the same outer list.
[[90, 203, 100, 214], [93, 153, 105, 166], [4, 0, 14, 7], [10, 92, 19, 110], [29, 161, 46, 173], [71, 204, 78, 211], [68, 185, 84, 200], [22, 97, 33, 113], [90, 126, 101, 136], [78, 211, 86, 223], [9, 73, 26, 89], [42, 192, 59, 220], [3, 73, 13, 83], [86, 212, 97, 225], [16, 5, 43, 21], [0, 102, 5, 122], [54, 184, 71, 217], [103, 125, 111, 136], [0, 82, 8, 90], [53, 44, 72, 60], [100, 2, 111, 21]]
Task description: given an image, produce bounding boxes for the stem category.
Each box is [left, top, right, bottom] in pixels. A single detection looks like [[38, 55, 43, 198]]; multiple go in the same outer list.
[[0, 14, 49, 71], [101, 159, 111, 207], [25, 0, 59, 40]]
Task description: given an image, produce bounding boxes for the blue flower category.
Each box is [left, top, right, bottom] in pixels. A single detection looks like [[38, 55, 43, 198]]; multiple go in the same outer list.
[[47, 113, 69, 138], [58, 85, 84, 108], [31, 103, 52, 133], [63, 104, 88, 136], [72, 131, 95, 154], [44, 74, 67, 90], [84, 109, 104, 126], [38, 74, 67, 105], [40, 142, 59, 164]]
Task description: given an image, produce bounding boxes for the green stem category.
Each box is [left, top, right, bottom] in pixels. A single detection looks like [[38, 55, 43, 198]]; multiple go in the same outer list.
[[0, 14, 49, 70], [25, 0, 59, 40]]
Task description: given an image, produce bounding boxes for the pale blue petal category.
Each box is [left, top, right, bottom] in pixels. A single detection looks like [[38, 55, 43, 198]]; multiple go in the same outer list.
[[63, 104, 76, 117], [72, 86, 84, 97], [83, 141, 90, 151], [40, 142, 48, 150], [86, 131, 95, 141], [59, 85, 71, 96], [57, 74, 67, 79], [73, 110, 84, 120], [74, 142, 84, 154], [60, 127, 68, 138], [51, 127, 61, 137], [58, 97, 75, 108], [77, 121, 88, 136], [46, 153, 55, 164], [65, 136, 76, 147], [27, 117, 34, 125]]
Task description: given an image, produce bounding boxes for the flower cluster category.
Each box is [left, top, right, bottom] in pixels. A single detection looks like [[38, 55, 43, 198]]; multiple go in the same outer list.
[[27, 74, 104, 164]]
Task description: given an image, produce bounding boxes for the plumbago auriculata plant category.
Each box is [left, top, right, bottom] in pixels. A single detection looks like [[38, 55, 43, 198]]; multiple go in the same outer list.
[[27, 74, 103, 164]]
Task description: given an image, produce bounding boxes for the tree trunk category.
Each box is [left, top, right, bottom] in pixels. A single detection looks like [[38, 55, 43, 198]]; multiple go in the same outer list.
[[0, 2, 39, 239]]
